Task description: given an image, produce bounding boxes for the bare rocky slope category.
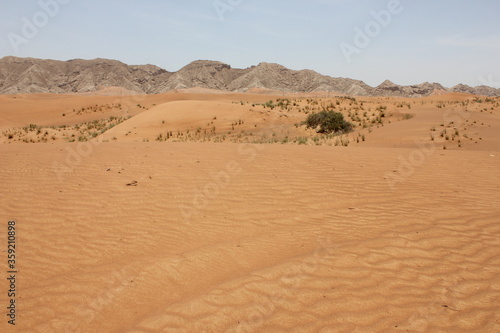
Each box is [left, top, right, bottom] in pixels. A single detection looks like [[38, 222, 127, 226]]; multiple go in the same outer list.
[[1, 56, 499, 97]]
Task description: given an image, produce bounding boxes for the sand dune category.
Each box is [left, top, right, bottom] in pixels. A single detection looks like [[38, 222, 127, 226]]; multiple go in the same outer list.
[[0, 93, 499, 332], [0, 91, 280, 131]]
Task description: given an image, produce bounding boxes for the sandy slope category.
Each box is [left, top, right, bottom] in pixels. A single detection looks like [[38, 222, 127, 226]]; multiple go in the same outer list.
[[0, 141, 499, 332], [358, 94, 500, 151], [99, 100, 262, 142], [0, 91, 279, 131], [0, 93, 499, 332]]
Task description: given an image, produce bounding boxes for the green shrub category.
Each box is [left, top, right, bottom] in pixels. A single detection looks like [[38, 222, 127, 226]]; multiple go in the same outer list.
[[304, 110, 352, 134], [264, 100, 275, 109]]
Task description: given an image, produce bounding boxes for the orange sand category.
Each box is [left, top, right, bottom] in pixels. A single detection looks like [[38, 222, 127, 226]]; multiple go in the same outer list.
[[0, 92, 499, 332]]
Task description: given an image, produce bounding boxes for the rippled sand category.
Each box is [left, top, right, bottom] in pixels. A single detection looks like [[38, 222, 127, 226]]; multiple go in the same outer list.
[[0, 93, 499, 332]]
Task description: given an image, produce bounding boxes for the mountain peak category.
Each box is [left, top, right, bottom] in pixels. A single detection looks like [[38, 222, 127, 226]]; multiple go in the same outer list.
[[377, 80, 398, 88], [181, 60, 231, 70]]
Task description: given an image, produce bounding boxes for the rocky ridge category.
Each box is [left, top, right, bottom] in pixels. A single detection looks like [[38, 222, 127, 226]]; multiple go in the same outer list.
[[1, 56, 499, 97]]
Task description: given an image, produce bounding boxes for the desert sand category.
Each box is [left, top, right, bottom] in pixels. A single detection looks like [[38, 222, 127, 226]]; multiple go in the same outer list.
[[0, 91, 499, 332]]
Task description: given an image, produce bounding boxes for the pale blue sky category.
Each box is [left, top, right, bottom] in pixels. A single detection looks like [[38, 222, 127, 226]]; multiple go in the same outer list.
[[1, 0, 499, 87]]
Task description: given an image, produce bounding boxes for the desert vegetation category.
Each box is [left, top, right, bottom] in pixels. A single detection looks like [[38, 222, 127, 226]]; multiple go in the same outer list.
[[146, 96, 413, 146], [426, 96, 498, 149], [1, 116, 130, 143], [304, 110, 353, 134], [1, 95, 498, 149]]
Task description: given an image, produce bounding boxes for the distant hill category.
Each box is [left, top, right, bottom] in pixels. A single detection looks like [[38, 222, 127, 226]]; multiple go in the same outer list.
[[1, 56, 499, 97]]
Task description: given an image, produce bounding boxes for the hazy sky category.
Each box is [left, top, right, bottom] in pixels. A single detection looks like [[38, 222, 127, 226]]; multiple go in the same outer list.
[[1, 0, 499, 88]]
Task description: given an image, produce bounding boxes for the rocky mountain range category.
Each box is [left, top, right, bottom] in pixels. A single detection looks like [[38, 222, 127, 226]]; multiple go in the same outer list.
[[1, 56, 499, 97]]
